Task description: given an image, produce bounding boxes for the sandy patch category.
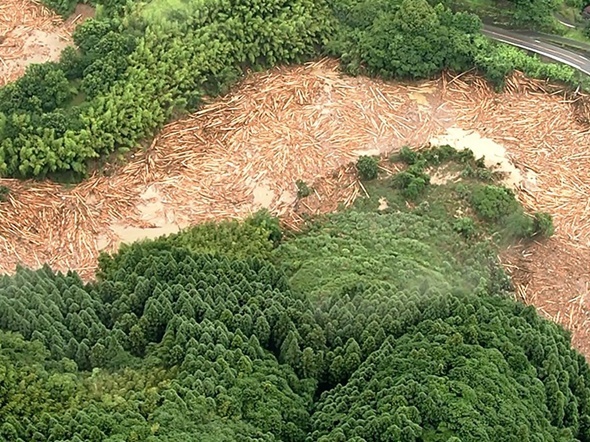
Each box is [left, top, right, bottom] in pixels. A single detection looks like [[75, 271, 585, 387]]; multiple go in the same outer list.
[[429, 169, 462, 185], [430, 127, 523, 188], [0, 1, 93, 85], [252, 182, 276, 210], [97, 185, 185, 249]]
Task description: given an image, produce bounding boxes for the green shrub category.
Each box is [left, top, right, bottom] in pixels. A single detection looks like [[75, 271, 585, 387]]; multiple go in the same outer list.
[[0, 63, 74, 114], [398, 146, 419, 165], [248, 209, 283, 246], [41, 0, 77, 16], [397, 145, 471, 167], [356, 156, 379, 181], [296, 180, 312, 198], [0, 185, 9, 202], [470, 185, 519, 221], [421, 144, 458, 165], [453, 216, 476, 238], [462, 164, 494, 182], [329, 0, 482, 79], [393, 164, 430, 200], [501, 210, 535, 238], [533, 212, 555, 237]]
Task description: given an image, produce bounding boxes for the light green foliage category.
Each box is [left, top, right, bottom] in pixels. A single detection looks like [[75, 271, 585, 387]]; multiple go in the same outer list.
[[474, 38, 578, 87], [274, 154, 520, 299], [356, 155, 379, 180], [2, 0, 587, 178], [40, 0, 78, 17], [454, 216, 477, 237], [274, 209, 504, 300], [0, 0, 335, 178]]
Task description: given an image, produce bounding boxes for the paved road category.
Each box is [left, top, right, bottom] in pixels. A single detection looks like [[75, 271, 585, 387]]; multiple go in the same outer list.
[[482, 24, 590, 76]]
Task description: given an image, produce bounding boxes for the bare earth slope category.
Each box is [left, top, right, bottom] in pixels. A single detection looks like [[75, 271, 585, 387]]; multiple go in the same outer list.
[[0, 59, 588, 354]]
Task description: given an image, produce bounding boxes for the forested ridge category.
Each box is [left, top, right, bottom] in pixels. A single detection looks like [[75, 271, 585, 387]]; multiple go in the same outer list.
[[0, 0, 581, 178], [1, 150, 589, 441]]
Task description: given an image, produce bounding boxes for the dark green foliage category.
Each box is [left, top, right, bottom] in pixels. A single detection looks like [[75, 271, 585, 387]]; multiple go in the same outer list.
[[0, 185, 9, 202], [0, 63, 74, 114], [505, 0, 562, 29], [534, 211, 555, 238], [310, 291, 590, 441], [356, 155, 379, 181], [470, 185, 520, 221], [0, 246, 319, 440], [98, 212, 279, 280], [397, 144, 474, 167], [464, 184, 554, 240], [462, 163, 495, 181], [393, 164, 431, 200], [328, 0, 482, 79], [0, 179, 587, 440], [398, 146, 419, 165], [296, 180, 312, 198]]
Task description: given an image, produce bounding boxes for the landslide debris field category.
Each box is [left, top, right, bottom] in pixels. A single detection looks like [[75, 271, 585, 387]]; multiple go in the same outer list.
[[0, 58, 589, 354], [0, 0, 92, 85]]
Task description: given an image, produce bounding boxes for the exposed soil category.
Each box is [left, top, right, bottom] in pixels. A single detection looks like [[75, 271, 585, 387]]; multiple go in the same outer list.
[[0, 1, 94, 85], [0, 58, 588, 355], [430, 127, 523, 189]]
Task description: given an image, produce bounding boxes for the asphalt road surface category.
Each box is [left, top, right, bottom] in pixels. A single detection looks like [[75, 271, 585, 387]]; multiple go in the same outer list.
[[482, 24, 590, 76]]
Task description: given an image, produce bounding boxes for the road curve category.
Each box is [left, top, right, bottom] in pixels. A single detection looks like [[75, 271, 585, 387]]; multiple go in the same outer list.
[[482, 24, 590, 76]]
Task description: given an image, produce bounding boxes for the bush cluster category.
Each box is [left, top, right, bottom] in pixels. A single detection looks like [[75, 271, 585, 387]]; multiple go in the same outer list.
[[356, 155, 380, 181], [468, 184, 555, 238]]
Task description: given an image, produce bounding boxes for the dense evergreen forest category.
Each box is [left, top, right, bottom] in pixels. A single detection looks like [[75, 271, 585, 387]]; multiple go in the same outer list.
[[0, 0, 581, 178], [1, 148, 589, 441]]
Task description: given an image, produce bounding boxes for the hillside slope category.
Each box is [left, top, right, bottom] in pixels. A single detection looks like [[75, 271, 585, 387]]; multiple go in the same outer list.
[[1, 159, 589, 441], [0, 60, 588, 355]]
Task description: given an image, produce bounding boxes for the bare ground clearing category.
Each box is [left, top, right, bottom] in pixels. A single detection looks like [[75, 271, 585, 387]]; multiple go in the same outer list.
[[0, 58, 588, 354], [0, 0, 93, 85]]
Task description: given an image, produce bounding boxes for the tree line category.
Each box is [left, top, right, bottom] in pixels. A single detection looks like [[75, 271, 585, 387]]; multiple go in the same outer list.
[[0, 0, 580, 178]]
